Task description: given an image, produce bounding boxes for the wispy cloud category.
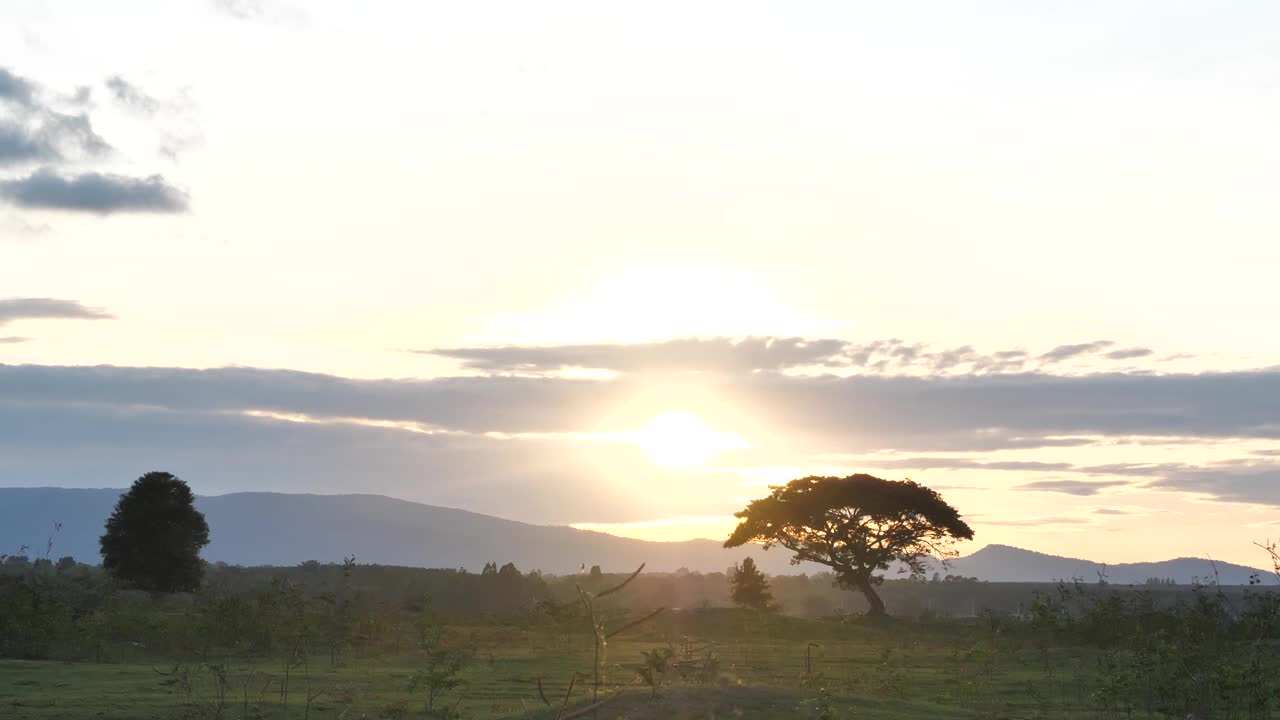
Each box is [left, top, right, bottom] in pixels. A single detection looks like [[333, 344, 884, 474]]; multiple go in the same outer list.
[[1106, 347, 1155, 361], [424, 336, 1164, 377], [849, 457, 1076, 472], [424, 337, 850, 374], [104, 75, 160, 114], [977, 516, 1093, 527], [212, 0, 305, 25], [1017, 479, 1133, 496], [1040, 340, 1114, 364], [0, 298, 114, 326]]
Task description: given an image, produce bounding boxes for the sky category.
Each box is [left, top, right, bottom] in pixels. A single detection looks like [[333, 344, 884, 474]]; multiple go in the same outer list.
[[3, 1, 1280, 567]]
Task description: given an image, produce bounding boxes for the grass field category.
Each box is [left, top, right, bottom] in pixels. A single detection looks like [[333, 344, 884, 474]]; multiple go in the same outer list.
[[2, 612, 1109, 720]]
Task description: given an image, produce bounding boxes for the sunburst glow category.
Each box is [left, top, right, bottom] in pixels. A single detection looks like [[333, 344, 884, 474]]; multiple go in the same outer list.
[[619, 412, 750, 469]]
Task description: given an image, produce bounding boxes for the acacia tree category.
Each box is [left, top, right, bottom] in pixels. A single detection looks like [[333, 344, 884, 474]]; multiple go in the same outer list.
[[724, 474, 973, 617], [100, 471, 210, 593], [728, 557, 777, 611]]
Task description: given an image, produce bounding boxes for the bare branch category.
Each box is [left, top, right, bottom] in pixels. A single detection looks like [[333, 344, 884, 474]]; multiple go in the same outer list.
[[596, 563, 646, 598], [605, 607, 666, 640]]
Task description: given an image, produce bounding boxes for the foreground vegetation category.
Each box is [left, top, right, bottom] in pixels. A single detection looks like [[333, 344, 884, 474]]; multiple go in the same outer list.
[[6, 474, 1277, 718], [4, 557, 1280, 719]]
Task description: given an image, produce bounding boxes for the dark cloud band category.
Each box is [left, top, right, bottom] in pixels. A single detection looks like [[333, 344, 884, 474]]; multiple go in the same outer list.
[[3, 363, 1279, 448], [2, 361, 1279, 513], [0, 169, 188, 214]]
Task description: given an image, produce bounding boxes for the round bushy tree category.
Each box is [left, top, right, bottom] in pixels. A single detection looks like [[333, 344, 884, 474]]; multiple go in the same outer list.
[[100, 471, 210, 593], [725, 474, 973, 617]]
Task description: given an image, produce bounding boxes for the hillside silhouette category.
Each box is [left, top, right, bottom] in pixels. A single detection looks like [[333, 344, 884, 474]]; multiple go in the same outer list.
[[0, 487, 1270, 583]]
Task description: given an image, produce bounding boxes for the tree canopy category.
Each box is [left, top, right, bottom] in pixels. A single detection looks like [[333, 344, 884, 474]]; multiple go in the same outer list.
[[100, 471, 210, 593], [724, 474, 973, 616]]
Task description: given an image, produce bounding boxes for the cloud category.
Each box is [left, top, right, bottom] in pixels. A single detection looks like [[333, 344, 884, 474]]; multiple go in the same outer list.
[[5, 363, 1280, 454], [212, 0, 305, 25], [0, 67, 111, 167], [1017, 479, 1133, 495], [0, 212, 50, 238], [105, 76, 160, 114], [159, 130, 204, 162], [101, 76, 202, 161], [426, 337, 851, 374], [0, 66, 187, 213], [1075, 462, 1192, 478], [0, 125, 56, 165], [739, 370, 1280, 452], [976, 516, 1093, 527], [425, 336, 1160, 377], [0, 112, 110, 168], [0, 68, 36, 107], [0, 169, 188, 214], [4, 361, 1280, 514], [852, 457, 1076, 472], [0, 298, 114, 326], [0, 400, 738, 524], [973, 350, 1029, 374], [1105, 347, 1155, 360], [1040, 340, 1114, 364], [1150, 467, 1280, 506], [213, 0, 270, 19], [0, 337, 29, 344], [1093, 508, 1132, 515]]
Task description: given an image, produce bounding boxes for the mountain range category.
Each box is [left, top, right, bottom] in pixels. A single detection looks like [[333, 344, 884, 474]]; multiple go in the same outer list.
[[0, 487, 1272, 584]]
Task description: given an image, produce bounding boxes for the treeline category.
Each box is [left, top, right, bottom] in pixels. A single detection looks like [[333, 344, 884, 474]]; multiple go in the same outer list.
[[7, 551, 1266, 662], [0, 560, 531, 662]]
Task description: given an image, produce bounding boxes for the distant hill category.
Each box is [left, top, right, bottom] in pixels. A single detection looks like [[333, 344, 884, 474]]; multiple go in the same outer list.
[[0, 487, 810, 575], [0, 488, 1272, 584], [942, 543, 1272, 586]]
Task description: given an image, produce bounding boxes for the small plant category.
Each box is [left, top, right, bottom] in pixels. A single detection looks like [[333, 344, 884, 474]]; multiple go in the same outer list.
[[798, 684, 840, 720], [410, 598, 471, 718], [156, 660, 228, 720], [409, 646, 469, 719], [636, 645, 674, 697]]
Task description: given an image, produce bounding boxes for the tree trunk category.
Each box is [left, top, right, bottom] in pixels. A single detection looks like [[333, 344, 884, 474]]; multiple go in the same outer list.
[[854, 576, 887, 617]]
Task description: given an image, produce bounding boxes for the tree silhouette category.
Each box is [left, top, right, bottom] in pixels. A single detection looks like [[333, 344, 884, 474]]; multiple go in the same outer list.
[[725, 474, 973, 617], [728, 556, 777, 611], [100, 471, 210, 593]]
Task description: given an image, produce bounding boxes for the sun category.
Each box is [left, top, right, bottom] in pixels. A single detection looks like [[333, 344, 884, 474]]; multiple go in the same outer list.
[[621, 412, 750, 469]]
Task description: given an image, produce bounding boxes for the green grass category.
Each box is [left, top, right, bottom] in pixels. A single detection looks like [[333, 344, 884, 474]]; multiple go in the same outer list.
[[0, 614, 1108, 720]]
